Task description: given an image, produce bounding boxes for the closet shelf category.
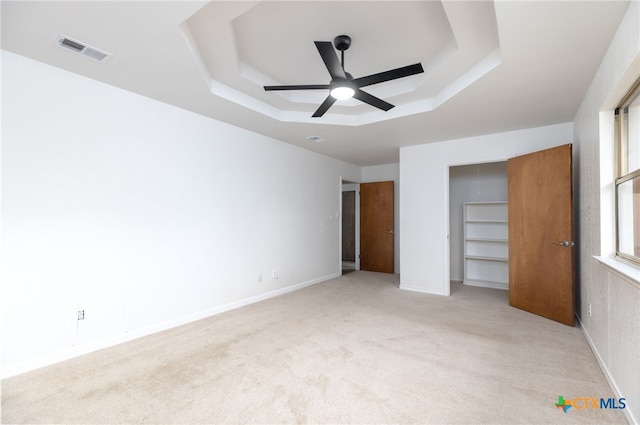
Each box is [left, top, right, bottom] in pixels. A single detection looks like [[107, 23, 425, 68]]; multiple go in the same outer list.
[[463, 202, 508, 291], [465, 219, 508, 223], [465, 255, 508, 262], [465, 237, 508, 243]]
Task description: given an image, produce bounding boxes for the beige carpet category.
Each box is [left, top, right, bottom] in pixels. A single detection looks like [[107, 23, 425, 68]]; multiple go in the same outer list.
[[1, 271, 626, 424]]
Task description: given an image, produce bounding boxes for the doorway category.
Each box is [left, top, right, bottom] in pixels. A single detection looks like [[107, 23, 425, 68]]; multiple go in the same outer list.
[[449, 162, 508, 287], [342, 181, 359, 274], [341, 179, 396, 275]]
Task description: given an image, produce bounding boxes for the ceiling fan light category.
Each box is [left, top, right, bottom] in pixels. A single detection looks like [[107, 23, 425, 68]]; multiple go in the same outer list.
[[330, 86, 355, 100]]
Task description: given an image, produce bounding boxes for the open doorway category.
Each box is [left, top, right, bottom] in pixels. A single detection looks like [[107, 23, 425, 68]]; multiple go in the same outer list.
[[342, 181, 359, 274], [449, 162, 508, 291], [341, 179, 396, 275]]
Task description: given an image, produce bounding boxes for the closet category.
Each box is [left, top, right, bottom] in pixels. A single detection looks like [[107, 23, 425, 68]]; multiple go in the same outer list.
[[449, 162, 508, 289]]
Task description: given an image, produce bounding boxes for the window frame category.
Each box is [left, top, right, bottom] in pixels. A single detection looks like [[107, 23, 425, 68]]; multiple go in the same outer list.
[[614, 77, 640, 265]]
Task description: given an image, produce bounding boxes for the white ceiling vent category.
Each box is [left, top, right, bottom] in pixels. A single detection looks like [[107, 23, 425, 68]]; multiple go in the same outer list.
[[55, 34, 111, 62]]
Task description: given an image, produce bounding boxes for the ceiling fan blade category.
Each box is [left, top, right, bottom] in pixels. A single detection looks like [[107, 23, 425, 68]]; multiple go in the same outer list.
[[353, 89, 394, 111], [264, 84, 330, 91], [353, 63, 424, 88], [315, 41, 347, 80], [312, 95, 337, 117]]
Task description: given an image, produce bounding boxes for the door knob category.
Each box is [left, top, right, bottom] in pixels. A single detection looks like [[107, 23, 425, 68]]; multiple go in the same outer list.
[[387, 230, 394, 234], [553, 240, 574, 247]]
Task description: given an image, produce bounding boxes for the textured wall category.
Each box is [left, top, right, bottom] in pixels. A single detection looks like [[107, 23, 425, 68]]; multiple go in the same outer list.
[[573, 2, 640, 423]]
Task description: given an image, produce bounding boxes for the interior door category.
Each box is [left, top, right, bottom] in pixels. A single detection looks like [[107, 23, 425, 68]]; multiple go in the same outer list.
[[360, 181, 394, 273], [508, 144, 574, 326]]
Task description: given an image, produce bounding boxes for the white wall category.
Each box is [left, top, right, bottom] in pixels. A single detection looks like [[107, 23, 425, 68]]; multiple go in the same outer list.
[[573, 1, 640, 423], [362, 163, 400, 274], [1, 51, 361, 377], [399, 123, 573, 295], [449, 162, 507, 281]]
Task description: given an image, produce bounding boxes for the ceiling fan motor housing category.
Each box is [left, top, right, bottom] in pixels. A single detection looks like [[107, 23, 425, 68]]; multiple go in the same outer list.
[[333, 35, 351, 51]]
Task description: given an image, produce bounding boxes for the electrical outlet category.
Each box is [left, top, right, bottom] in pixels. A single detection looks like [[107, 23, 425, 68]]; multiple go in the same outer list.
[[272, 269, 278, 279], [588, 303, 592, 317], [257, 273, 263, 282], [77, 310, 85, 320]]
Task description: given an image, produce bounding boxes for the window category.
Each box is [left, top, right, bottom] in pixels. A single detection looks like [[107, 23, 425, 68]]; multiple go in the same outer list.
[[615, 77, 640, 264]]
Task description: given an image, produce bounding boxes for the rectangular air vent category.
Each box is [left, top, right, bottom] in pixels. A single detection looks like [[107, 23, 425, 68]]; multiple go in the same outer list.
[[55, 34, 111, 62]]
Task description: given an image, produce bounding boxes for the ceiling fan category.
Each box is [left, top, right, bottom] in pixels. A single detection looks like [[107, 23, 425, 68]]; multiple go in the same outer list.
[[264, 35, 424, 118]]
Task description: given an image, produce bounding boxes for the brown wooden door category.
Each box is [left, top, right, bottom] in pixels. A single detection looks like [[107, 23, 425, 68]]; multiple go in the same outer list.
[[360, 181, 394, 273], [342, 191, 356, 261], [508, 144, 574, 326]]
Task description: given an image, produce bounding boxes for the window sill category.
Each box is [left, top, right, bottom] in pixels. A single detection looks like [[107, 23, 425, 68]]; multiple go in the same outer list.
[[594, 256, 640, 289]]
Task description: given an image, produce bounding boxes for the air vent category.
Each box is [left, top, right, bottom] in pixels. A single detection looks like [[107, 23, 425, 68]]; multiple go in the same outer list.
[[55, 34, 111, 62]]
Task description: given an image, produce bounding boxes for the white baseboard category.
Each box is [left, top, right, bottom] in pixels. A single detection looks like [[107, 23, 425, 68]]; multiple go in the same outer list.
[[577, 316, 637, 425], [399, 284, 447, 296], [463, 280, 509, 291], [1, 273, 340, 379]]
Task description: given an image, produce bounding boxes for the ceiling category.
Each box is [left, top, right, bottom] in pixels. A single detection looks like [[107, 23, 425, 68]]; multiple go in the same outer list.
[[1, 1, 630, 166]]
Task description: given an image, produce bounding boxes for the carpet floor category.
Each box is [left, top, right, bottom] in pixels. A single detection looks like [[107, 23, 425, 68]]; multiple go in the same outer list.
[[1, 271, 626, 424]]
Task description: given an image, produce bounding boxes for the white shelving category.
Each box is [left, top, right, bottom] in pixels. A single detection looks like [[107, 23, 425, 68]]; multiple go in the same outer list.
[[463, 202, 508, 290]]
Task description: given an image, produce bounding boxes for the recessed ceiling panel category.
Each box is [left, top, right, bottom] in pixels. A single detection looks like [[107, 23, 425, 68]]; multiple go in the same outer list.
[[231, 1, 453, 85], [183, 0, 502, 125]]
